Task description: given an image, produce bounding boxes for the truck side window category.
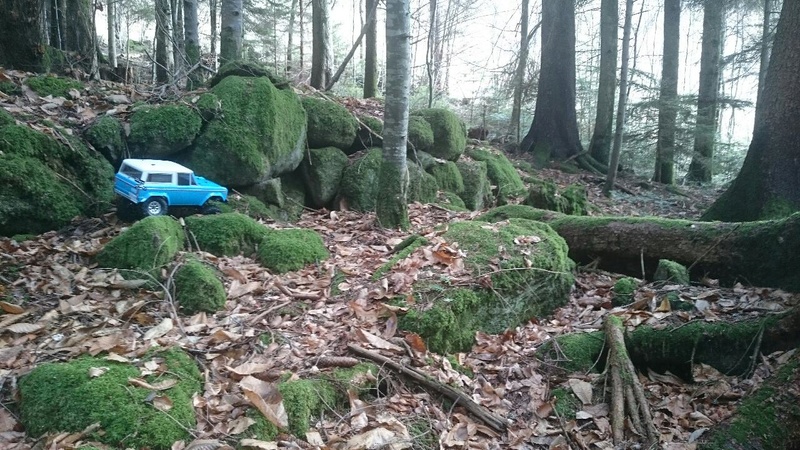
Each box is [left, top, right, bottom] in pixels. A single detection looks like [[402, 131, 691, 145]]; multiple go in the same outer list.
[[147, 173, 173, 183], [178, 173, 192, 186]]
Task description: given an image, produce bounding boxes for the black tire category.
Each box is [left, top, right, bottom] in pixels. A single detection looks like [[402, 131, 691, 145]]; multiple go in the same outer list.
[[142, 197, 168, 217], [202, 198, 223, 215], [115, 197, 141, 222]]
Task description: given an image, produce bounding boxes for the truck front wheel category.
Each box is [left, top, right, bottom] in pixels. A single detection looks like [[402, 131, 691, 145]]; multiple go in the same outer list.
[[142, 197, 168, 217]]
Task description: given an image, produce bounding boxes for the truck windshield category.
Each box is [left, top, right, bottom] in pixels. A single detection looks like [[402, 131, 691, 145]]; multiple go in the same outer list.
[[120, 164, 143, 180]]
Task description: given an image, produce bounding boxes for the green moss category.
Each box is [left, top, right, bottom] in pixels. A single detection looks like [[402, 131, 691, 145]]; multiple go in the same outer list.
[[18, 347, 201, 449], [350, 115, 383, 152], [208, 60, 290, 90], [84, 116, 125, 165], [399, 288, 484, 354], [340, 148, 383, 211], [278, 378, 339, 437], [376, 159, 412, 229], [96, 216, 184, 272], [0, 108, 15, 126], [302, 96, 359, 150], [190, 76, 307, 187], [195, 92, 221, 121], [174, 259, 226, 314], [243, 408, 280, 440], [25, 75, 82, 97], [428, 161, 464, 194], [465, 148, 526, 204], [257, 228, 329, 273], [654, 259, 690, 285], [538, 332, 605, 372], [411, 109, 466, 161], [455, 160, 492, 210], [302, 147, 348, 207], [278, 173, 309, 221], [513, 160, 535, 173], [477, 204, 549, 222], [0, 82, 21, 97], [436, 191, 468, 212], [184, 213, 269, 256], [128, 105, 202, 157], [613, 277, 638, 306], [408, 162, 439, 205], [526, 181, 588, 215], [761, 197, 797, 220], [406, 115, 434, 153], [218, 194, 279, 220], [551, 388, 581, 419], [373, 235, 428, 280]]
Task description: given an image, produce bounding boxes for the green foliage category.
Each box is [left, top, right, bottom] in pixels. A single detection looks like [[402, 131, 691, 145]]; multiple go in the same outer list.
[[411, 109, 467, 161], [25, 75, 82, 97], [428, 161, 464, 194], [653, 259, 690, 285], [96, 216, 184, 271], [185, 213, 269, 256], [455, 160, 492, 210], [84, 116, 125, 165], [18, 348, 201, 449], [257, 228, 329, 273], [302, 96, 359, 150], [302, 147, 348, 207], [128, 105, 202, 157], [340, 148, 383, 211], [174, 259, 226, 314], [406, 115, 434, 153], [613, 277, 638, 306]]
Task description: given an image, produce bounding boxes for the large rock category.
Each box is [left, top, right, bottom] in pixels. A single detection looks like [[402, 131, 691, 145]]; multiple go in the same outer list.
[[455, 160, 492, 210], [302, 96, 358, 150], [128, 104, 202, 157], [406, 115, 434, 154], [428, 161, 464, 194], [189, 76, 307, 187], [408, 161, 439, 204], [301, 147, 348, 207], [84, 116, 125, 167], [465, 147, 526, 204], [339, 148, 382, 212], [95, 216, 184, 271], [349, 115, 383, 154], [174, 259, 227, 314], [257, 228, 329, 274], [0, 124, 114, 237], [411, 108, 466, 161]]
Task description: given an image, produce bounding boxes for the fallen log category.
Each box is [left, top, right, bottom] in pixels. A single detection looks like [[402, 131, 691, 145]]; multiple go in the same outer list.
[[479, 207, 800, 291]]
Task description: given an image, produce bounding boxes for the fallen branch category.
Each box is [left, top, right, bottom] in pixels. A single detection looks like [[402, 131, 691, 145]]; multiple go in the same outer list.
[[347, 344, 508, 432]]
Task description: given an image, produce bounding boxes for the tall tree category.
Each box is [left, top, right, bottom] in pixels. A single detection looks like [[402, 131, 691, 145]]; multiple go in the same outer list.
[[210, 0, 218, 67], [219, 0, 243, 64], [155, 0, 170, 82], [0, 0, 44, 71], [286, 0, 297, 76], [703, 0, 800, 222], [687, 0, 724, 183], [171, 0, 184, 77], [184, 0, 201, 89], [107, 0, 117, 68], [653, 0, 681, 184], [604, 0, 634, 195], [310, 0, 332, 89], [588, 0, 618, 166], [363, 0, 378, 98], [376, 0, 411, 229], [520, 0, 583, 164], [755, 0, 775, 115], [508, 0, 530, 144]]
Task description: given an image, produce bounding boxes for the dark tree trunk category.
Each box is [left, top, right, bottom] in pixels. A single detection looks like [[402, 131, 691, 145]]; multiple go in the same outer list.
[[687, 0, 724, 184], [65, 0, 94, 63], [171, 0, 184, 77], [184, 0, 201, 89], [703, 0, 800, 222], [755, 0, 775, 123], [210, 0, 217, 67], [588, 0, 617, 166], [653, 0, 680, 184], [363, 0, 378, 98], [508, 0, 530, 144], [219, 0, 243, 64], [286, 0, 297, 76], [520, 0, 583, 164], [155, 0, 170, 82], [603, 0, 633, 196], [310, 0, 332, 89], [0, 0, 45, 71]]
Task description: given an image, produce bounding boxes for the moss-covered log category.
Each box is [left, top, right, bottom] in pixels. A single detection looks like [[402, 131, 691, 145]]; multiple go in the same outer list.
[[480, 206, 800, 291]]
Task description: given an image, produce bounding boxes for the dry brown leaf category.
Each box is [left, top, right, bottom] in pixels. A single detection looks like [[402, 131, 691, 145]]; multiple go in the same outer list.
[[152, 395, 173, 412], [239, 375, 288, 429], [355, 329, 404, 352], [227, 362, 271, 376], [239, 439, 277, 450], [143, 318, 173, 340], [185, 438, 228, 450], [568, 379, 593, 405], [226, 416, 256, 435], [4, 322, 43, 334], [88, 367, 109, 378], [0, 301, 24, 314]]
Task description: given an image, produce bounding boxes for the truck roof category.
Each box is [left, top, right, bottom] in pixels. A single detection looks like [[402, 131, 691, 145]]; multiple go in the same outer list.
[[120, 159, 193, 173]]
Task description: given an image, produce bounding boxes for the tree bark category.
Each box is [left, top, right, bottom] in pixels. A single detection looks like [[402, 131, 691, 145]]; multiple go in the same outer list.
[[588, 0, 617, 166], [687, 0, 724, 184], [604, 0, 633, 196], [703, 0, 800, 222], [219, 0, 242, 65], [310, 0, 332, 89], [376, 0, 411, 230], [184, 0, 201, 89], [155, 0, 171, 82], [107, 0, 117, 68], [508, 0, 530, 144], [171, 0, 184, 78], [65, 0, 95, 66], [286, 0, 297, 76], [210, 0, 218, 67], [325, 0, 378, 92], [363, 0, 378, 98], [0, 0, 45, 71], [754, 0, 774, 126], [653, 0, 680, 184], [519, 0, 583, 164]]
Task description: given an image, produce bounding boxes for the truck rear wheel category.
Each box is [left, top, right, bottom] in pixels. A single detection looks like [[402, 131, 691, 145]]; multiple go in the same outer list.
[[142, 198, 168, 217]]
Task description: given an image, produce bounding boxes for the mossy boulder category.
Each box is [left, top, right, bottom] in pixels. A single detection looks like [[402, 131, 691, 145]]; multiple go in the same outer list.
[[184, 213, 268, 256], [218, 193, 279, 220], [526, 181, 588, 215], [340, 148, 382, 211], [654, 259, 690, 285], [400, 219, 574, 353], [350, 115, 383, 153], [245, 178, 284, 208], [195, 92, 221, 120], [437, 191, 469, 212], [0, 108, 15, 127], [478, 204, 550, 223], [208, 60, 290, 90], [96, 216, 184, 271], [411, 108, 466, 161], [406, 115, 434, 153], [0, 124, 114, 237], [408, 162, 439, 204], [302, 96, 359, 150], [279, 173, 309, 221], [465, 147, 526, 204], [257, 228, 328, 273], [25, 75, 82, 97], [189, 76, 307, 187], [84, 116, 125, 167], [301, 147, 348, 207], [410, 149, 437, 170], [428, 161, 464, 194], [613, 277, 638, 306], [456, 159, 492, 210], [174, 259, 226, 314], [128, 105, 202, 157], [18, 348, 201, 449]]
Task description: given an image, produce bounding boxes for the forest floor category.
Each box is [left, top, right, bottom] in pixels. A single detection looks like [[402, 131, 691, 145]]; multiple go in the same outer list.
[[1, 71, 798, 449]]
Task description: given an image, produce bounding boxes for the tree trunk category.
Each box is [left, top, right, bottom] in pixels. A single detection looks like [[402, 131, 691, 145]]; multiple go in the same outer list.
[[310, 0, 332, 89], [376, 0, 411, 230], [64, 0, 95, 71], [508, 0, 530, 144], [0, 0, 45, 71], [603, 0, 633, 196], [588, 0, 617, 166], [363, 0, 378, 98], [653, 0, 680, 184], [687, 0, 724, 184], [155, 0, 170, 82], [219, 0, 243, 64], [286, 0, 297, 76], [210, 0, 218, 68], [755, 0, 774, 121], [703, 0, 800, 222], [519, 0, 583, 164], [325, 0, 378, 91], [184, 0, 201, 89], [171, 0, 184, 78], [107, 0, 117, 68]]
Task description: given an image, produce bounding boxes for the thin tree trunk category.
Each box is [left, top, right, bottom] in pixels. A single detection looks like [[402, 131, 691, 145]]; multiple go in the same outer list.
[[755, 0, 774, 120], [687, 0, 724, 183], [425, 0, 438, 108], [184, 0, 201, 89], [219, 0, 243, 64], [286, 0, 297, 76], [376, 0, 411, 229], [210, 0, 217, 68], [363, 0, 378, 98], [310, 0, 332, 89], [171, 0, 184, 78], [588, 0, 618, 166], [299, 0, 305, 70], [508, 0, 530, 144], [653, 0, 680, 184], [326, 0, 378, 91], [604, 0, 634, 196], [107, 0, 117, 68], [155, 0, 170, 82]]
